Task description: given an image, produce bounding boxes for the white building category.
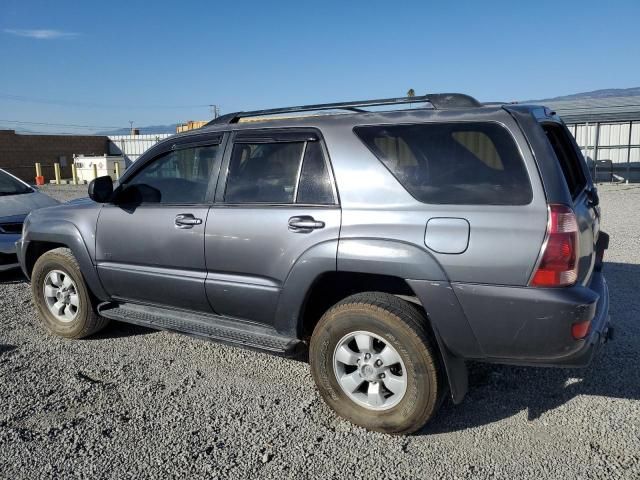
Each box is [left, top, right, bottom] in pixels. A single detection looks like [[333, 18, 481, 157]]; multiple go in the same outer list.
[[108, 133, 173, 163]]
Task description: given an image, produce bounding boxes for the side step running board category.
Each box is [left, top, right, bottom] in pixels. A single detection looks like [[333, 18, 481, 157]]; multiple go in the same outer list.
[[98, 302, 303, 357]]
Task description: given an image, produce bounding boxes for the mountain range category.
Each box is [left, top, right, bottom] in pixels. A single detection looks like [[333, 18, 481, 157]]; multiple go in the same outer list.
[[529, 86, 640, 102]]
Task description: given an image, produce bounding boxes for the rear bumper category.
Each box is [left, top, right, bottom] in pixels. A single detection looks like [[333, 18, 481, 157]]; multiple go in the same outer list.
[[451, 267, 610, 368], [546, 270, 611, 367], [0, 234, 20, 271]]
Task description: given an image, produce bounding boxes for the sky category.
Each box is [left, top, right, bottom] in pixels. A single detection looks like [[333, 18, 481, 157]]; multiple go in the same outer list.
[[1, 0, 639, 134]]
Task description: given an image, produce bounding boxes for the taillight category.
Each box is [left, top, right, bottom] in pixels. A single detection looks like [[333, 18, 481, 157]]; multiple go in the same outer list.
[[530, 204, 579, 287]]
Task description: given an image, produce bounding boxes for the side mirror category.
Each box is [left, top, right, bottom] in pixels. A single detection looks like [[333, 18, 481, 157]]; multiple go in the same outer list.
[[88, 176, 114, 203], [113, 183, 161, 205]]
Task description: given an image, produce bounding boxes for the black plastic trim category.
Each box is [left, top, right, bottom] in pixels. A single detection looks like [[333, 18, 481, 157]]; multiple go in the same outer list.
[[234, 129, 318, 143], [98, 302, 304, 357]]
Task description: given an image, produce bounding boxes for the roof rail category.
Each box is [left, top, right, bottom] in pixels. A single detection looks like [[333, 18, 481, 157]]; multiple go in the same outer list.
[[206, 93, 481, 125]]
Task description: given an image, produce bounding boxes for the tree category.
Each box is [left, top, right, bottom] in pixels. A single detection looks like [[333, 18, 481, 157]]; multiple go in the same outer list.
[[407, 88, 415, 108]]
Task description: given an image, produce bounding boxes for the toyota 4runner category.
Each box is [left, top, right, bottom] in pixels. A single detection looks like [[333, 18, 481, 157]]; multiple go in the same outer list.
[[17, 94, 611, 434]]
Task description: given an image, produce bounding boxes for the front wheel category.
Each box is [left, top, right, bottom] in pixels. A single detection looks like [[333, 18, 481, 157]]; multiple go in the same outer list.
[[309, 292, 443, 435], [31, 247, 109, 338]]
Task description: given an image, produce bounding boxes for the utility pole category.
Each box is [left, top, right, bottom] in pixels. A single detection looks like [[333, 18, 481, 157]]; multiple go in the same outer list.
[[209, 105, 220, 119]]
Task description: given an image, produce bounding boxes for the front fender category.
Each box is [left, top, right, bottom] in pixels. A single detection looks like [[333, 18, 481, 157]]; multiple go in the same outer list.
[[19, 219, 109, 301]]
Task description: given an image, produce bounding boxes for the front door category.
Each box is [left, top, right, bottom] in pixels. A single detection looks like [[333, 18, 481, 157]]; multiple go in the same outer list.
[[204, 129, 341, 326], [95, 137, 224, 311]]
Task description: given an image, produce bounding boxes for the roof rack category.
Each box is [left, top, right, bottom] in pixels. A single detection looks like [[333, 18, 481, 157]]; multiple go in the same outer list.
[[206, 93, 482, 125]]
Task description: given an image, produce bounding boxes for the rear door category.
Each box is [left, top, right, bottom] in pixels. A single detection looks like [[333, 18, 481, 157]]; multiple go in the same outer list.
[[540, 121, 599, 285], [204, 128, 340, 326]]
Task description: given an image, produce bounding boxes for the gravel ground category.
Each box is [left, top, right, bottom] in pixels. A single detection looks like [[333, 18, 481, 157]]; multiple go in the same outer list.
[[1, 184, 639, 479]]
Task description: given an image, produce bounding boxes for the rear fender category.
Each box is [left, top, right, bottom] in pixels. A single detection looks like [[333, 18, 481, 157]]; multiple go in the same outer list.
[[339, 239, 479, 404], [274, 240, 339, 337], [338, 238, 447, 280]]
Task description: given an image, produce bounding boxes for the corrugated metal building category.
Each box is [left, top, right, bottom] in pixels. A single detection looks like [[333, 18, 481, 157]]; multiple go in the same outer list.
[[542, 95, 640, 181], [108, 133, 173, 163]]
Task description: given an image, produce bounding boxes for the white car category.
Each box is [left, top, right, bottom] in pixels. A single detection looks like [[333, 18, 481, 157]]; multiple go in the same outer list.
[[0, 169, 59, 271]]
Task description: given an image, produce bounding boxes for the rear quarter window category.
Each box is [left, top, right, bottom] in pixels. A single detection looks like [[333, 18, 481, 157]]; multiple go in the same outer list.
[[541, 122, 587, 199], [354, 122, 532, 205]]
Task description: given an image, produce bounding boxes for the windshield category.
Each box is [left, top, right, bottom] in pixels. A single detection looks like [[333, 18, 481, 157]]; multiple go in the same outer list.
[[0, 170, 33, 196]]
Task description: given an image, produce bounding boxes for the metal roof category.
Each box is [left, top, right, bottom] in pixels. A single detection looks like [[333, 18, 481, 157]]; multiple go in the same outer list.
[[540, 95, 640, 124]]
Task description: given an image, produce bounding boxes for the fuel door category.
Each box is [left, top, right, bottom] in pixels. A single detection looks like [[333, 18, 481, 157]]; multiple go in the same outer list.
[[424, 217, 470, 254]]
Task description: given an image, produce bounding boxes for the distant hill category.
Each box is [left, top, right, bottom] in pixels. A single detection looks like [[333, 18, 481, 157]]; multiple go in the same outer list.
[[96, 124, 178, 135], [532, 87, 640, 102]]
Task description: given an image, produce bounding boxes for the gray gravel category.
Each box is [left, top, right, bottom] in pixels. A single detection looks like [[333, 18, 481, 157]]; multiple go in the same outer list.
[[1, 184, 639, 479]]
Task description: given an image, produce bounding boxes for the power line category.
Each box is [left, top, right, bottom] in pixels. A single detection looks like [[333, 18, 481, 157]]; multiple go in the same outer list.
[[0, 93, 211, 110], [0, 119, 125, 130], [7, 128, 107, 136], [0, 119, 178, 134]]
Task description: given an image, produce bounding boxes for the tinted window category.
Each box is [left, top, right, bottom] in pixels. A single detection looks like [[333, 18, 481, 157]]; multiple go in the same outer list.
[[296, 141, 335, 204], [355, 122, 532, 205], [0, 170, 32, 196], [126, 144, 218, 204], [542, 123, 587, 198], [225, 142, 304, 203]]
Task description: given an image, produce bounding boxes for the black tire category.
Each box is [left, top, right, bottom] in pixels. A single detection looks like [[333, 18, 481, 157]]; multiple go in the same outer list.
[[309, 292, 443, 435], [31, 247, 109, 339]]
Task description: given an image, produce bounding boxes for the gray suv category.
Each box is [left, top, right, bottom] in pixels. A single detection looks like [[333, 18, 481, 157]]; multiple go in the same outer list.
[[17, 94, 611, 434]]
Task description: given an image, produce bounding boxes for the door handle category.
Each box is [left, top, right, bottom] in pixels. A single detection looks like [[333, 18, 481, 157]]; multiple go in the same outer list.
[[288, 216, 325, 233], [175, 213, 202, 229]]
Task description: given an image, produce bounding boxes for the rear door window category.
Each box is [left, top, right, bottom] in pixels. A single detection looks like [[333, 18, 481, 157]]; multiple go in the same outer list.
[[541, 123, 587, 198], [354, 122, 532, 205], [225, 142, 304, 203], [224, 137, 336, 205]]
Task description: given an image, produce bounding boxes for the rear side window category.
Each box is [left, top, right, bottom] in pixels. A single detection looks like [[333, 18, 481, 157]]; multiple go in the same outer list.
[[541, 123, 587, 198], [354, 122, 532, 205]]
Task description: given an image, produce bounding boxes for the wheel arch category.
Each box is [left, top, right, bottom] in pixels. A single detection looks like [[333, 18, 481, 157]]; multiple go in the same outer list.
[[271, 238, 477, 404], [22, 220, 109, 301], [297, 273, 471, 404]]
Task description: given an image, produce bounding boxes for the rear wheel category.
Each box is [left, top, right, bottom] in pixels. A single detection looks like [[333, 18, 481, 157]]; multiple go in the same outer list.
[[309, 292, 443, 434], [31, 247, 109, 338]]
